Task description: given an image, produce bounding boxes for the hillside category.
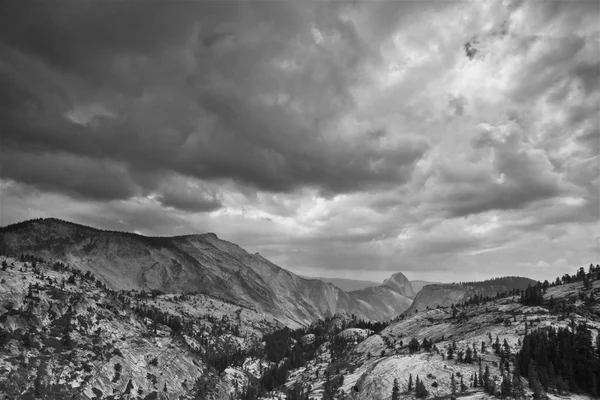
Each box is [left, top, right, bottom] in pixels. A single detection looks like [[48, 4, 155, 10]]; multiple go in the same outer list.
[[405, 277, 538, 316], [1, 253, 598, 399], [0, 218, 413, 327], [0, 254, 280, 399], [264, 265, 600, 400], [410, 280, 440, 294]]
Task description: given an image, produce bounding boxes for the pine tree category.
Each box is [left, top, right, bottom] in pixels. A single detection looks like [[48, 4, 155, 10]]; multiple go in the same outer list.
[[408, 374, 413, 392], [451, 373, 456, 395], [125, 379, 134, 395], [465, 346, 473, 364], [500, 374, 511, 396], [392, 378, 400, 400], [415, 376, 428, 399], [323, 372, 335, 400], [483, 365, 491, 393], [460, 376, 466, 393], [478, 363, 484, 386], [503, 338, 511, 356], [513, 371, 524, 399], [62, 320, 72, 348], [596, 334, 600, 364], [409, 337, 421, 353], [547, 362, 557, 391], [528, 364, 544, 399]]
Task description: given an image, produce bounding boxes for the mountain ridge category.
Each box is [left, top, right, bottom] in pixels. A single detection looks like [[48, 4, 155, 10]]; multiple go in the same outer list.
[[405, 276, 539, 315], [0, 218, 414, 327]]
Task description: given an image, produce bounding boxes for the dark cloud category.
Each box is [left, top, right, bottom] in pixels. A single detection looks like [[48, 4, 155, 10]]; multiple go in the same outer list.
[[0, 151, 139, 201], [154, 177, 223, 213], [0, 0, 428, 202], [0, 1, 207, 85], [0, 0, 597, 282]]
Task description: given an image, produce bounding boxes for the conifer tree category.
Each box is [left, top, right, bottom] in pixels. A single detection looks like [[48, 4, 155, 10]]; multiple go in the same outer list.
[[483, 365, 491, 392], [465, 346, 473, 364], [451, 373, 456, 395], [408, 374, 413, 392], [512, 369, 524, 399], [478, 363, 484, 386], [596, 334, 600, 364], [392, 378, 400, 400], [409, 337, 421, 353], [415, 376, 428, 399], [500, 374, 511, 396], [528, 364, 544, 399]]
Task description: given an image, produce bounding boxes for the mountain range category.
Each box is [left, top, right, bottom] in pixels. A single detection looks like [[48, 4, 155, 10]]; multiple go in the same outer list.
[[1, 246, 597, 399], [1, 218, 598, 399], [0, 218, 419, 327]]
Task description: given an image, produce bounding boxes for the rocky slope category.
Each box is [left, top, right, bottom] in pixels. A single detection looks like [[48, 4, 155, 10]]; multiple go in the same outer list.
[[0, 255, 279, 399], [0, 218, 412, 328], [1, 250, 597, 399], [405, 277, 538, 316], [410, 280, 439, 294], [277, 269, 600, 400]]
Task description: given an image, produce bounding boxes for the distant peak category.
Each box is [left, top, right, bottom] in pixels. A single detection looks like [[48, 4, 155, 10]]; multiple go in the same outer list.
[[383, 272, 409, 284], [381, 272, 416, 297]]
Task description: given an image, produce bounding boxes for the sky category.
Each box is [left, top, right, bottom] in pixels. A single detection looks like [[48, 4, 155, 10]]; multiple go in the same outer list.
[[0, 0, 598, 283]]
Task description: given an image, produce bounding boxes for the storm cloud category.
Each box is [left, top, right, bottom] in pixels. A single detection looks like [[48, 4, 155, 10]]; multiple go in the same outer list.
[[1, 0, 598, 282]]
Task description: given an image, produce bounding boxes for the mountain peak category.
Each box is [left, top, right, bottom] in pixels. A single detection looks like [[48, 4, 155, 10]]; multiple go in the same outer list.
[[381, 272, 416, 298], [382, 272, 409, 287]]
